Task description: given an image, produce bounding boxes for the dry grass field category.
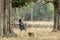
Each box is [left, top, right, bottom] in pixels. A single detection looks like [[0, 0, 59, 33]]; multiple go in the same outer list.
[[0, 21, 60, 40]]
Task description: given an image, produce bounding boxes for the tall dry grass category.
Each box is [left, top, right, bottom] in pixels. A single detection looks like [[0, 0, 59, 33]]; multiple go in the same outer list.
[[0, 21, 60, 40]]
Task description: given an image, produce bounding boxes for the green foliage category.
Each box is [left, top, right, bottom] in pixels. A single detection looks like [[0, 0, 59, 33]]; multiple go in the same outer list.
[[12, 0, 27, 8], [12, 0, 54, 21], [38, 3, 54, 21]]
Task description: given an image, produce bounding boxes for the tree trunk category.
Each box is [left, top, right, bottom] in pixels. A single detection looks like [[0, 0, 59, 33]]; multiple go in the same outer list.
[[53, 0, 60, 31], [0, 0, 16, 37], [0, 0, 4, 36], [3, 0, 16, 37], [3, 0, 10, 36], [31, 7, 33, 21]]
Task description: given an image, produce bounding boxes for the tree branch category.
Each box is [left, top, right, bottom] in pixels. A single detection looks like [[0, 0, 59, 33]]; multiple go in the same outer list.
[[39, 0, 54, 7]]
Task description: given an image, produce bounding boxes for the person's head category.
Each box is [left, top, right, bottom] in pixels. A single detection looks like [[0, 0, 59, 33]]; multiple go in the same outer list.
[[19, 19, 22, 22]]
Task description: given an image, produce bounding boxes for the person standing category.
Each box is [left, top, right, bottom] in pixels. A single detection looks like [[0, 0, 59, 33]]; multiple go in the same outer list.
[[19, 19, 25, 31]]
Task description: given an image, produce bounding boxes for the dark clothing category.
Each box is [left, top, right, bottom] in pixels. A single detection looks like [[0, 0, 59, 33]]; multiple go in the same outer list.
[[19, 22, 25, 30]]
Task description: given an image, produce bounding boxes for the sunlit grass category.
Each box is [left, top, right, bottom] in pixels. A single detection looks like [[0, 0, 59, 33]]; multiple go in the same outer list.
[[0, 21, 60, 40]]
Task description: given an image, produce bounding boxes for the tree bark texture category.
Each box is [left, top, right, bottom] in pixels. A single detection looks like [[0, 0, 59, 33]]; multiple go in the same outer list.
[[0, 0, 16, 37], [54, 0, 60, 31], [0, 0, 4, 36]]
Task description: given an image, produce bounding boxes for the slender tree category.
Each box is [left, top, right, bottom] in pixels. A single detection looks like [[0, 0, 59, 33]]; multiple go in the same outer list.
[[0, 0, 4, 36]]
